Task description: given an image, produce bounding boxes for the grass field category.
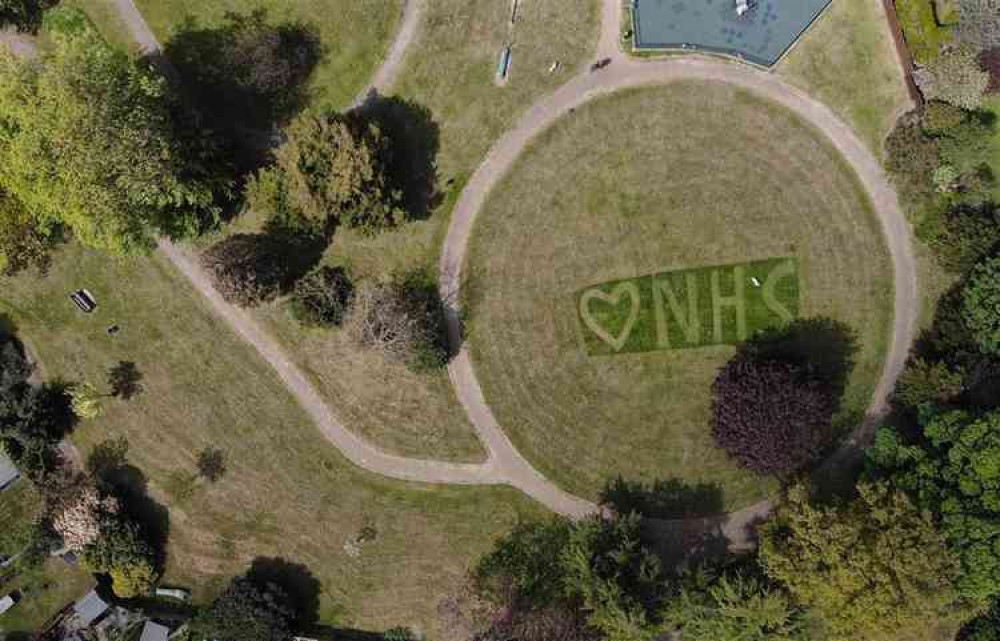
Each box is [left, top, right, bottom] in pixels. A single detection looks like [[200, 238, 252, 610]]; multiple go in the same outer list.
[[197, 0, 601, 460], [0, 481, 41, 557], [132, 0, 402, 110], [0, 244, 545, 637], [778, 0, 912, 154], [466, 83, 894, 508], [0, 559, 93, 635]]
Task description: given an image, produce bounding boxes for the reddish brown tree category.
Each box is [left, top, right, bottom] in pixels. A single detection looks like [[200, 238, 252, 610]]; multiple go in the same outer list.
[[711, 353, 836, 477]]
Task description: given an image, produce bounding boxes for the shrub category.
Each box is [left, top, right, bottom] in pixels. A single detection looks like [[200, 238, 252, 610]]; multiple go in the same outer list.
[[711, 352, 837, 477], [963, 255, 1000, 354], [918, 203, 1000, 272], [0, 0, 57, 31], [345, 272, 449, 371], [192, 576, 294, 641], [959, 0, 1000, 50], [896, 0, 955, 64], [885, 115, 941, 210], [924, 100, 967, 134], [247, 112, 405, 235], [895, 357, 965, 407], [201, 233, 292, 307], [916, 45, 990, 109], [288, 265, 353, 327]]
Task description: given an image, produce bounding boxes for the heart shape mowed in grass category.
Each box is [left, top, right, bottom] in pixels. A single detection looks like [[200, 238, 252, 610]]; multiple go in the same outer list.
[[579, 282, 641, 352]]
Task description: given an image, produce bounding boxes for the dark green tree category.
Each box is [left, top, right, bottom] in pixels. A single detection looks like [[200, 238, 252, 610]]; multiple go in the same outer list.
[[894, 357, 965, 408], [963, 256, 1000, 354], [192, 576, 294, 641], [288, 265, 353, 327], [760, 482, 975, 641]]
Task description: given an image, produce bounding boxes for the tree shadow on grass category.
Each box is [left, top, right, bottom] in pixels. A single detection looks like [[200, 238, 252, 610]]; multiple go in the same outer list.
[[744, 317, 858, 400], [164, 9, 323, 163], [87, 438, 170, 570], [600, 476, 724, 519], [354, 92, 442, 221], [247, 557, 321, 630]]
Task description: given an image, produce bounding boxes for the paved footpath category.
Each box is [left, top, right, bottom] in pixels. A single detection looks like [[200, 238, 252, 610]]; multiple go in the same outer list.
[[94, 0, 917, 543]]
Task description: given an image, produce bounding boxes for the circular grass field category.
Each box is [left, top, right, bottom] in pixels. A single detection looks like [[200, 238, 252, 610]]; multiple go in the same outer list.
[[465, 82, 893, 510]]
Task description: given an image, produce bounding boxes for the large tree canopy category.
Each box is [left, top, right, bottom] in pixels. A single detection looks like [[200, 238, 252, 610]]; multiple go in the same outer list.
[[0, 30, 229, 255], [870, 408, 1000, 601], [192, 576, 294, 641], [759, 482, 973, 641]]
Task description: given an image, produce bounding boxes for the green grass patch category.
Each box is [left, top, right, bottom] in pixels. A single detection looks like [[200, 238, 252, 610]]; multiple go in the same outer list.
[[466, 83, 894, 508], [577, 259, 800, 356], [0, 482, 42, 558], [131, 0, 402, 111], [0, 243, 545, 634], [894, 0, 954, 64], [0, 559, 93, 635], [778, 0, 913, 153]]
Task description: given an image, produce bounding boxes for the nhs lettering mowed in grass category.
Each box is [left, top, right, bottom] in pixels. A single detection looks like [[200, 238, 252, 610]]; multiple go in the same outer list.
[[576, 258, 799, 355]]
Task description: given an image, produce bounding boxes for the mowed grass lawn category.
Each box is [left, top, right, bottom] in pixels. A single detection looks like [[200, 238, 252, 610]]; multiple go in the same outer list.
[[0, 244, 546, 637], [778, 0, 912, 154], [466, 83, 894, 508], [133, 0, 403, 110], [209, 0, 601, 460]]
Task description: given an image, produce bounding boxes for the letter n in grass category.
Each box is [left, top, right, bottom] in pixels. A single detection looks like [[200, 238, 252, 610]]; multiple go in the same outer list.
[[576, 258, 799, 356]]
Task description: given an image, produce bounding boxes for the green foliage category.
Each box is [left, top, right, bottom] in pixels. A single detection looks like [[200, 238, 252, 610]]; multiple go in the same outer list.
[[664, 568, 809, 641], [960, 601, 1000, 641], [759, 482, 971, 641], [918, 45, 990, 109], [895, 357, 965, 407], [918, 203, 999, 272], [924, 101, 968, 133], [247, 111, 404, 235], [288, 265, 353, 327], [0, 0, 55, 31], [963, 256, 1000, 354], [0, 30, 230, 255], [885, 116, 941, 211], [80, 518, 158, 598], [473, 518, 573, 606], [192, 576, 294, 641], [68, 382, 102, 420], [869, 408, 1000, 601], [895, 0, 955, 64], [0, 188, 53, 276], [382, 627, 414, 641], [561, 513, 665, 641]]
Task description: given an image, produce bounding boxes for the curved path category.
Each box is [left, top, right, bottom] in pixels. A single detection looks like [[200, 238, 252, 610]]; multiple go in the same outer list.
[[437, 1, 918, 527], [98, 0, 917, 537]]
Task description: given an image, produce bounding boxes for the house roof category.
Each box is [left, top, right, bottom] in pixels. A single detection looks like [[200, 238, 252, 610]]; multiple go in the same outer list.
[[139, 621, 169, 641], [73, 589, 109, 626], [0, 595, 15, 614], [0, 451, 19, 490]]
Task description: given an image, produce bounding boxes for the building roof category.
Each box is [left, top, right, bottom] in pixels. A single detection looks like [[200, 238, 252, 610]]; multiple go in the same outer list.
[[139, 621, 169, 641], [0, 594, 15, 614], [0, 451, 19, 490], [73, 589, 109, 626]]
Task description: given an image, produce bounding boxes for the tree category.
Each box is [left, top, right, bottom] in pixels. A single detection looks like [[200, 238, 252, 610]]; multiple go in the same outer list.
[[344, 273, 449, 371], [759, 482, 974, 641], [107, 361, 144, 401], [52, 484, 119, 552], [869, 408, 1000, 601], [963, 255, 1000, 354], [80, 517, 158, 598], [0, 30, 229, 256], [288, 265, 353, 327], [561, 513, 666, 641], [894, 357, 965, 407], [663, 568, 808, 641], [247, 111, 404, 234], [196, 447, 226, 483], [68, 382, 103, 420], [711, 352, 836, 477], [0, 0, 56, 31], [474, 519, 574, 607], [959, 0, 1000, 51], [0, 188, 53, 275], [884, 115, 941, 211], [192, 575, 294, 641], [916, 45, 990, 109], [201, 233, 294, 307], [919, 202, 1000, 272]]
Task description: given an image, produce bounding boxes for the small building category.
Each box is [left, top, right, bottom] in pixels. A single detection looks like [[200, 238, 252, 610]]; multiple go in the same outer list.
[[139, 621, 169, 641], [72, 590, 110, 627], [0, 451, 20, 491]]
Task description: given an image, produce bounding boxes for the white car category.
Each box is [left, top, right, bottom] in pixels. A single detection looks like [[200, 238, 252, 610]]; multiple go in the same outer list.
[[0, 593, 18, 615]]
